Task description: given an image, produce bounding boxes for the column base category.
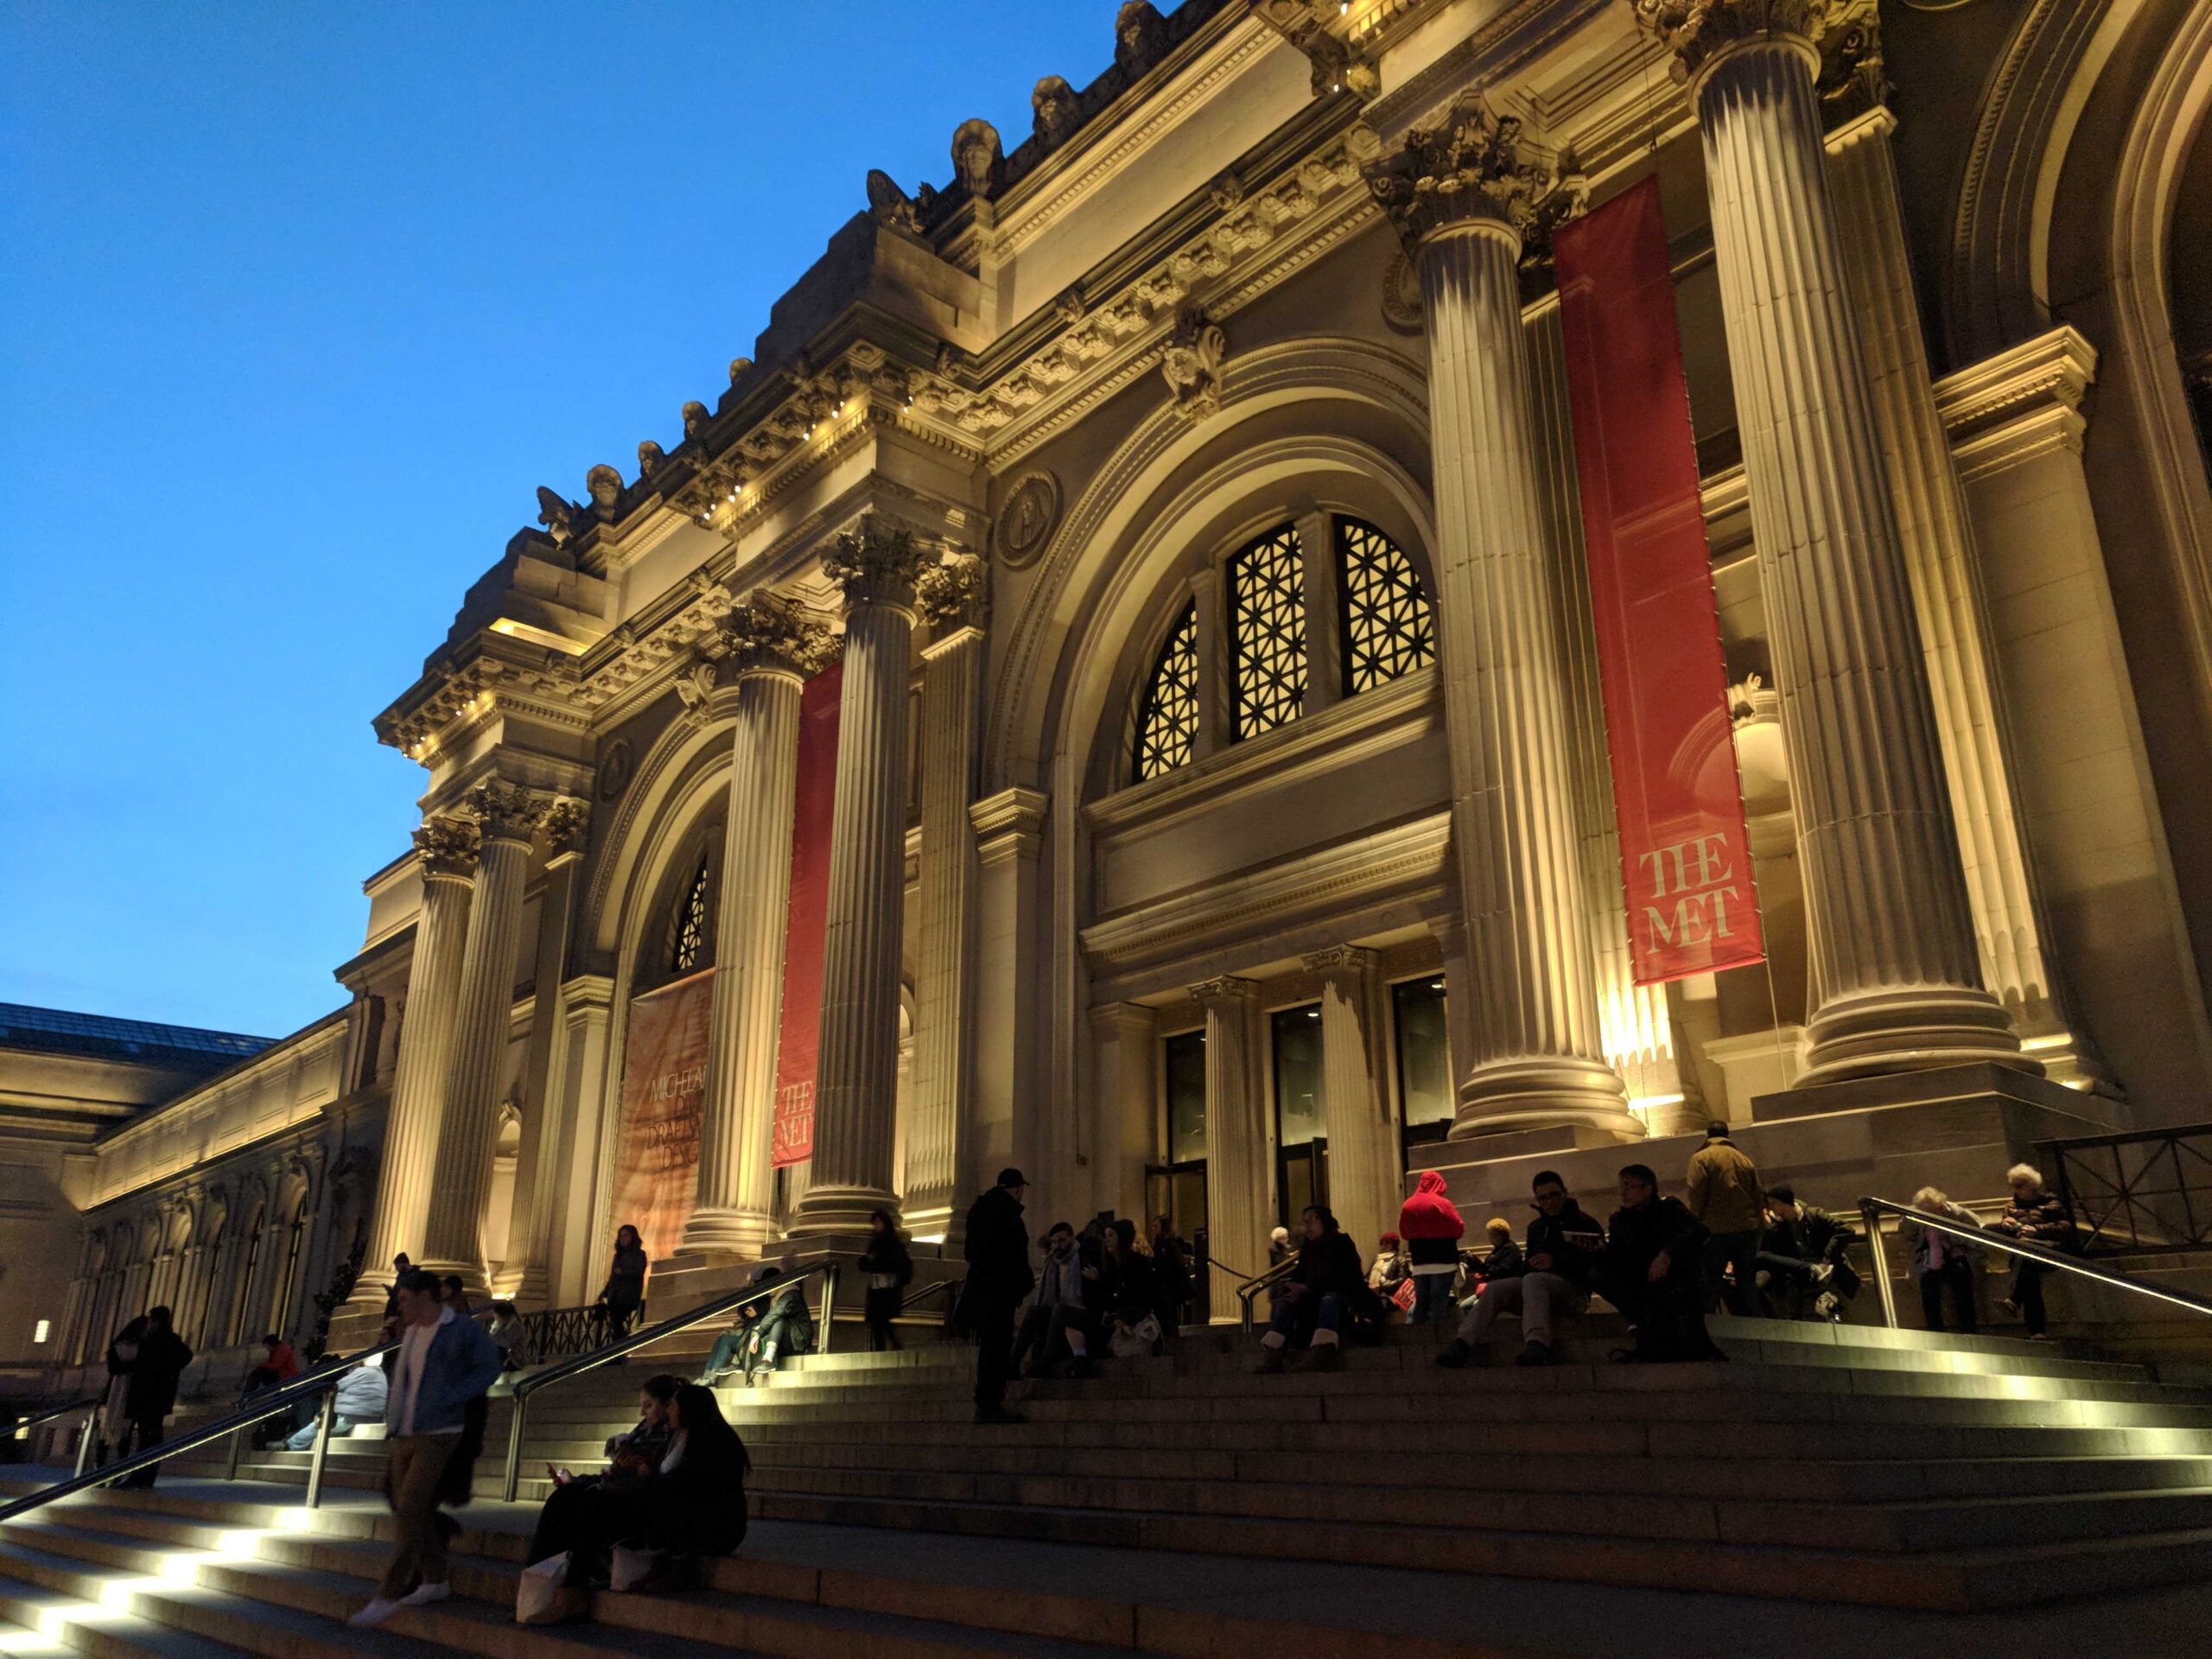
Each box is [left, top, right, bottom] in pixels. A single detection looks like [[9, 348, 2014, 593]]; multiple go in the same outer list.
[[675, 1207, 777, 1262], [1801, 986, 2039, 1086], [1451, 1055, 1643, 1145], [785, 1183, 903, 1240], [410, 1259, 492, 1298]]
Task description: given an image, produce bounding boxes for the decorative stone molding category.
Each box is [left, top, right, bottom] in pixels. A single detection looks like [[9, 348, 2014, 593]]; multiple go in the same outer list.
[[1380, 251, 1423, 332], [466, 777, 543, 844], [411, 816, 480, 880], [1359, 94, 1585, 261], [703, 588, 837, 680], [1631, 0, 1836, 88], [916, 553, 990, 635], [1815, 0, 1885, 124], [1254, 0, 1380, 99], [1160, 307, 1227, 420], [993, 471, 1061, 569], [823, 517, 935, 611], [1302, 944, 1380, 979], [1189, 974, 1261, 1009]]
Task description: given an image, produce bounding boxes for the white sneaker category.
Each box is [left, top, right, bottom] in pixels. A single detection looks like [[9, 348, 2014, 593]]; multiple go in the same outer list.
[[399, 1581, 450, 1606], [348, 1597, 403, 1627]]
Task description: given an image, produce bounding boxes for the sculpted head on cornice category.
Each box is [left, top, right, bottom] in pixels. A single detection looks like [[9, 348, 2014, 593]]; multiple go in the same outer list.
[[637, 440, 665, 480], [1360, 95, 1584, 263], [1033, 75, 1080, 147], [586, 464, 624, 518], [535, 486, 576, 546], [682, 400, 711, 440], [1116, 3, 1167, 78], [823, 516, 935, 611], [950, 118, 1003, 202], [704, 588, 837, 680], [1632, 0, 1840, 87], [467, 776, 544, 844], [412, 814, 480, 880], [1160, 306, 1227, 421], [916, 553, 990, 635]]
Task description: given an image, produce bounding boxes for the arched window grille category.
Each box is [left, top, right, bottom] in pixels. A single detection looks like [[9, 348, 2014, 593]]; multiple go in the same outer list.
[[1132, 601, 1200, 783], [1229, 524, 1306, 741], [1338, 518, 1435, 693], [270, 1198, 308, 1338], [670, 856, 711, 975]]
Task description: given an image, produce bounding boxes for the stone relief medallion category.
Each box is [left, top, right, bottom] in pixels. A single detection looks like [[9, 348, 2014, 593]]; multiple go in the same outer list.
[[994, 470, 1061, 569], [596, 737, 634, 804], [1381, 251, 1424, 334]]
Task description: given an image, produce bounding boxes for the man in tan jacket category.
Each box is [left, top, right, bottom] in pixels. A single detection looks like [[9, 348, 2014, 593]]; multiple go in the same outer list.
[[1685, 1123, 1764, 1317]]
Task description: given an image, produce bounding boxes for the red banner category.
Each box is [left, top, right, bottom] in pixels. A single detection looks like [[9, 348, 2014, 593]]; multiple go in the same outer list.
[[771, 664, 842, 1166], [611, 967, 712, 1259], [1555, 178, 1764, 984]]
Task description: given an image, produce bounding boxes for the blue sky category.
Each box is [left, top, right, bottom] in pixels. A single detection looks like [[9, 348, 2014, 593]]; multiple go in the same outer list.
[[0, 2, 1114, 1038]]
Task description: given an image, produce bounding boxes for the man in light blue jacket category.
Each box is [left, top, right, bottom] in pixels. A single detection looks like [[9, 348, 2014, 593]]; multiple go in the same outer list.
[[349, 1268, 503, 1628]]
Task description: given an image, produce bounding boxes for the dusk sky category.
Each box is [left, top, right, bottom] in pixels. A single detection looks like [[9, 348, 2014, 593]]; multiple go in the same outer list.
[[1, 2, 1114, 1038]]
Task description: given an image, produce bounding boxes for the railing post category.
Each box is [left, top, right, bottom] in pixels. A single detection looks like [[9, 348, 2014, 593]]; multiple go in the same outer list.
[[501, 1390, 528, 1503], [303, 1386, 337, 1510], [816, 1264, 837, 1357], [1859, 1200, 1901, 1329], [72, 1410, 96, 1478], [224, 1424, 243, 1481]]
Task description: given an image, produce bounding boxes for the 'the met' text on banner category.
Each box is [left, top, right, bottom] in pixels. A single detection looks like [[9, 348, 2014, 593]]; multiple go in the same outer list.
[[1554, 176, 1764, 983], [611, 967, 713, 1258], [771, 663, 842, 1166]]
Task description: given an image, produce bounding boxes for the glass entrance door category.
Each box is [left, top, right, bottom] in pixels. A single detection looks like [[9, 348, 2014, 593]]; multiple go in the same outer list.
[[1272, 1004, 1327, 1227]]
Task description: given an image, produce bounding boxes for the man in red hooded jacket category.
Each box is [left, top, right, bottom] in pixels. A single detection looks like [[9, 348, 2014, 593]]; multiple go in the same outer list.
[[1398, 1170, 1466, 1329]]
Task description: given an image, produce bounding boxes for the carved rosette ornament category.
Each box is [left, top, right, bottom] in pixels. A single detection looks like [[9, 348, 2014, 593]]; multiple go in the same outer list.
[[707, 589, 837, 681], [466, 777, 543, 846], [411, 816, 480, 881], [1631, 0, 1840, 88], [915, 553, 990, 636], [537, 797, 591, 861], [1359, 96, 1586, 264], [823, 518, 935, 613]]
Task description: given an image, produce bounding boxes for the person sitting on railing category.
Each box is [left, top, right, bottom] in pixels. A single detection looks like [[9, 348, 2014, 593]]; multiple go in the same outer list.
[[1993, 1164, 2078, 1340], [1899, 1185, 1988, 1335], [1593, 1164, 1724, 1363], [1437, 1172, 1603, 1370], [859, 1209, 915, 1352], [1755, 1186, 1859, 1323], [1254, 1205, 1377, 1374], [488, 1300, 526, 1371], [285, 1358, 389, 1450], [1011, 1221, 1093, 1379], [525, 1373, 680, 1590]]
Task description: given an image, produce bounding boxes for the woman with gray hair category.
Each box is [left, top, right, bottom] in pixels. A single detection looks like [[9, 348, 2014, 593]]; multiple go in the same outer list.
[[1992, 1163, 2077, 1339], [1898, 1186, 1987, 1334]]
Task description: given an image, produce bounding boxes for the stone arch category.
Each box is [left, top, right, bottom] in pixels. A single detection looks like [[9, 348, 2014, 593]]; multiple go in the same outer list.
[[582, 707, 734, 964]]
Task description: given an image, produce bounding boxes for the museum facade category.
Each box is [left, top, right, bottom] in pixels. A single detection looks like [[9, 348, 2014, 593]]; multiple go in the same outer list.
[[16, 0, 2212, 1371]]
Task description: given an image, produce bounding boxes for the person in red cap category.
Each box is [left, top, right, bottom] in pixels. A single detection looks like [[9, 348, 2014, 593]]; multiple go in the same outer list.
[[1398, 1170, 1466, 1331]]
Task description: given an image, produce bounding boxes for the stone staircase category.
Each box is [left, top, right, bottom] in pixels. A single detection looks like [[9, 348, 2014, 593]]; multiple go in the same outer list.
[[3, 1313, 2212, 1655]]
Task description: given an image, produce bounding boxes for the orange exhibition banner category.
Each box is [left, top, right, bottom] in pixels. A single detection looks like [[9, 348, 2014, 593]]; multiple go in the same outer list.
[[1554, 178, 1764, 984], [610, 967, 712, 1259], [771, 664, 842, 1167]]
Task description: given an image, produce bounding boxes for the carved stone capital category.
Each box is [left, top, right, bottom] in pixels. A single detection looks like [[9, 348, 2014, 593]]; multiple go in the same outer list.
[[538, 798, 591, 860], [1302, 944, 1379, 982], [467, 777, 543, 845], [915, 553, 990, 635], [1190, 975, 1261, 1011], [1815, 0, 1885, 125], [823, 518, 934, 612], [1359, 95, 1584, 263], [1631, 0, 1838, 90], [412, 815, 480, 881], [705, 589, 838, 680]]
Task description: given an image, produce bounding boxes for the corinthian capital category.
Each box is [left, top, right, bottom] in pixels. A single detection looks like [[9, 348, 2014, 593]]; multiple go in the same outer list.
[[538, 798, 591, 860], [915, 553, 990, 634], [1360, 95, 1583, 261], [1190, 975, 1260, 1011], [823, 517, 935, 612], [467, 776, 543, 844], [1632, 0, 1840, 87], [706, 589, 837, 679], [1302, 944, 1379, 982], [412, 815, 480, 880]]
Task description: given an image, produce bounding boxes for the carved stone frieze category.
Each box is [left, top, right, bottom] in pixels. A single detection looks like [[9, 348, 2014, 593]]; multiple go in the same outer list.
[[916, 553, 990, 634], [1253, 0, 1380, 99], [824, 517, 935, 611], [411, 815, 480, 880], [1359, 93, 1584, 261], [1302, 944, 1380, 979], [1189, 974, 1260, 1009], [994, 471, 1062, 569]]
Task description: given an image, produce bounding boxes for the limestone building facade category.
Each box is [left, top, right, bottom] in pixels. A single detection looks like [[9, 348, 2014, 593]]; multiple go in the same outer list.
[[14, 0, 2212, 1370]]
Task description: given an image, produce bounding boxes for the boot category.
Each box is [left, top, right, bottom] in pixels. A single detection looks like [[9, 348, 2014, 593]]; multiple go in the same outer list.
[[1435, 1339, 1473, 1370]]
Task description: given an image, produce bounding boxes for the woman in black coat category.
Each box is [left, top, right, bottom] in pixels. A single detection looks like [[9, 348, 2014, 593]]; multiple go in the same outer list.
[[629, 1383, 751, 1589], [1254, 1207, 1374, 1373], [597, 1224, 649, 1338], [857, 1209, 914, 1351]]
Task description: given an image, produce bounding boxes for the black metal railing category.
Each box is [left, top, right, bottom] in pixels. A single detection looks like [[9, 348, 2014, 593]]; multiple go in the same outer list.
[[2034, 1122, 2212, 1256], [1856, 1197, 2212, 1329], [500, 1263, 837, 1501], [517, 1302, 641, 1367], [897, 1278, 962, 1318], [1234, 1255, 1299, 1333]]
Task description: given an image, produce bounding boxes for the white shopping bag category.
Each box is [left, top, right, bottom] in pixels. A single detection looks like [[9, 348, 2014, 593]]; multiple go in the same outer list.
[[515, 1553, 577, 1624], [609, 1541, 658, 1592]]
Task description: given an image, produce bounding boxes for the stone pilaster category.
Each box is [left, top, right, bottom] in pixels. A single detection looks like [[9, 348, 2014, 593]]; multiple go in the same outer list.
[[508, 798, 589, 1304], [681, 592, 836, 1258], [1363, 96, 1639, 1142], [419, 778, 545, 1287], [904, 555, 989, 1239], [1305, 946, 1399, 1259], [1824, 104, 2099, 1087], [791, 519, 936, 1236], [1637, 0, 2029, 1082], [1192, 976, 1265, 1322], [345, 816, 477, 1320]]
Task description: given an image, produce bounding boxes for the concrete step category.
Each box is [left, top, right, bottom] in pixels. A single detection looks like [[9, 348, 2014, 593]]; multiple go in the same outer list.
[[0, 1573, 257, 1659]]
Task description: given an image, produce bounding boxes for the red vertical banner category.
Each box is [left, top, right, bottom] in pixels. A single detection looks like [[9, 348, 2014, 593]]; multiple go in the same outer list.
[[1554, 178, 1764, 984], [771, 663, 842, 1166], [611, 968, 712, 1259]]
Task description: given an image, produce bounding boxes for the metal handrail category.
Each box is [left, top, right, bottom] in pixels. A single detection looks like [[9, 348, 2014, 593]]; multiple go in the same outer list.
[[1856, 1197, 2212, 1329], [0, 1342, 398, 1525], [7, 1397, 99, 1439], [1235, 1255, 1300, 1333], [499, 1262, 838, 1501], [897, 1277, 962, 1315]]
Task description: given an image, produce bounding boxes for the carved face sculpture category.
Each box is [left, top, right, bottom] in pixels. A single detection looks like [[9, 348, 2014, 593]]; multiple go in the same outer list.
[[587, 465, 622, 510], [950, 118, 1001, 200], [1116, 2, 1165, 73], [1032, 76, 1077, 145]]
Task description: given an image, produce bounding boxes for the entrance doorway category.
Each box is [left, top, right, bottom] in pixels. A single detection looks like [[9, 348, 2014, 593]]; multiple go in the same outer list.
[[1272, 1004, 1327, 1227]]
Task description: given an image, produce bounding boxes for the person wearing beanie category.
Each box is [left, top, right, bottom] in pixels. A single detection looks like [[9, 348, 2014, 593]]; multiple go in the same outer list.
[[1398, 1171, 1467, 1329], [1685, 1122, 1764, 1318]]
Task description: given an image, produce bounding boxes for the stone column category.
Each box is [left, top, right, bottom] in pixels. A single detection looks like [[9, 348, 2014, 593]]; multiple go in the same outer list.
[[1363, 100, 1638, 1142], [346, 817, 477, 1319], [1824, 101, 2095, 1084], [1306, 947, 1399, 1260], [791, 519, 935, 1237], [971, 788, 1047, 1194], [1637, 1, 2026, 1082], [420, 779, 545, 1287], [508, 799, 589, 1304], [904, 556, 989, 1238], [680, 593, 836, 1259], [1192, 976, 1265, 1322]]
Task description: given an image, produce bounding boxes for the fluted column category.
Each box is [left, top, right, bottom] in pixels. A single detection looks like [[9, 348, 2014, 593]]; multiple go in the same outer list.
[[509, 799, 589, 1303], [904, 555, 989, 1238], [791, 519, 935, 1236], [419, 779, 546, 1287], [1363, 99, 1638, 1141], [1306, 947, 1398, 1259], [681, 593, 834, 1258], [345, 817, 477, 1318], [1637, 1, 2027, 1082], [1193, 976, 1265, 1323], [1824, 102, 2096, 1085]]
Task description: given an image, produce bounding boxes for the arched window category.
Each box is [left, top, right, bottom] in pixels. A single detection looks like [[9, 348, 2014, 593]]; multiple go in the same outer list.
[[229, 1208, 264, 1346], [1133, 601, 1200, 783], [1338, 518, 1435, 692], [669, 855, 711, 975], [1228, 524, 1306, 741]]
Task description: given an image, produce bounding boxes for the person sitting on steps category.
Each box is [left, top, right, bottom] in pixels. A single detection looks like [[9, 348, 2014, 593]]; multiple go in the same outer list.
[[284, 1357, 388, 1450], [525, 1374, 679, 1590], [1438, 1171, 1604, 1370], [700, 1262, 783, 1385], [1010, 1221, 1092, 1379], [1255, 1205, 1374, 1374], [1467, 1216, 1524, 1294], [1756, 1185, 1859, 1322], [1593, 1163, 1725, 1363], [1991, 1163, 2077, 1339], [1099, 1218, 1159, 1360]]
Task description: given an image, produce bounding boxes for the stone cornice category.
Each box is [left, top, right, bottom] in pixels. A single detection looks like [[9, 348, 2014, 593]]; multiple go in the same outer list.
[[1935, 326, 2099, 483]]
